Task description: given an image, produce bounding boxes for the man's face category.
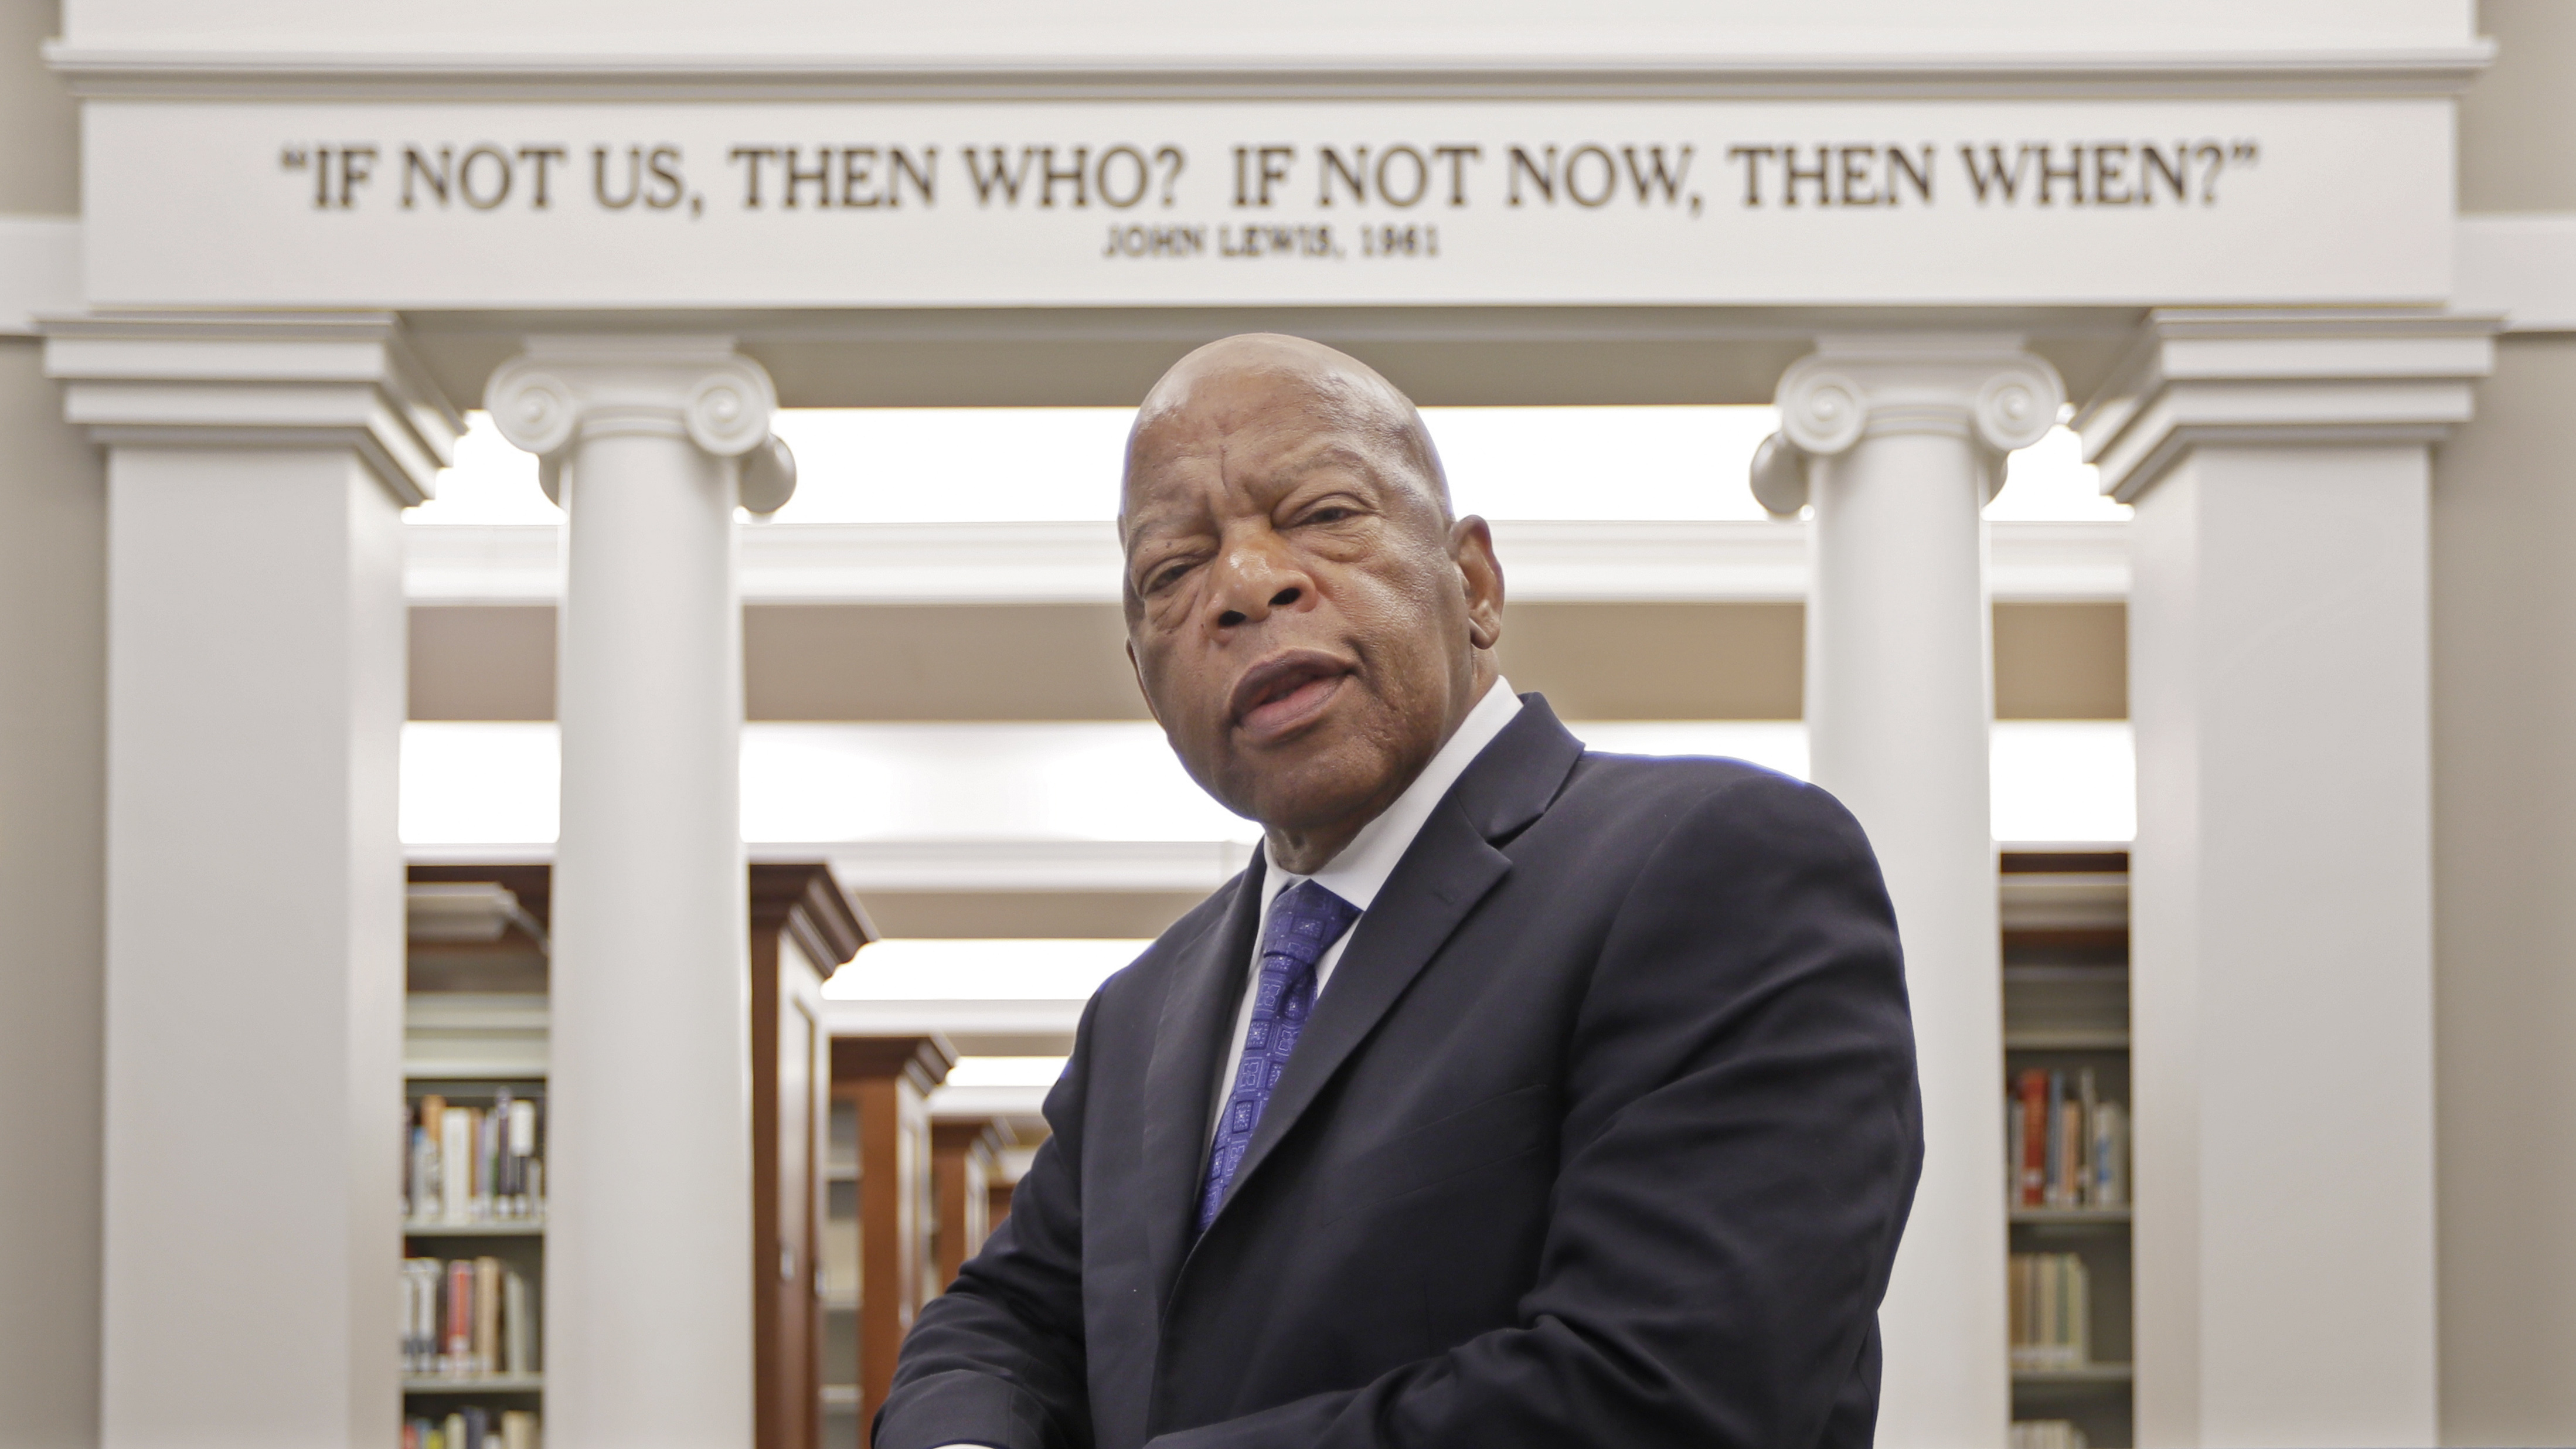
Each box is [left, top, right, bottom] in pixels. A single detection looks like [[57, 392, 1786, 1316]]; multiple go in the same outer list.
[[1121, 359, 1499, 845]]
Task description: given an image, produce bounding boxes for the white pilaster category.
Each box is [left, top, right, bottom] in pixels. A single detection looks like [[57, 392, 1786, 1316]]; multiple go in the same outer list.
[[1759, 336, 2062, 1449], [44, 313, 458, 1447], [2077, 309, 2493, 1449], [486, 338, 790, 1449]]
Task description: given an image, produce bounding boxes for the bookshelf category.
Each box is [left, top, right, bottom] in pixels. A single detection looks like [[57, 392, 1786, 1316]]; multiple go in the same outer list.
[[403, 863, 871, 1449], [751, 864, 874, 1449], [2002, 851, 2132, 1449], [403, 866, 556, 1449]]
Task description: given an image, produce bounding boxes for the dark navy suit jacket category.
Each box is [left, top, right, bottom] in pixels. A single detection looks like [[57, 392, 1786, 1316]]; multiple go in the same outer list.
[[877, 695, 1922, 1449]]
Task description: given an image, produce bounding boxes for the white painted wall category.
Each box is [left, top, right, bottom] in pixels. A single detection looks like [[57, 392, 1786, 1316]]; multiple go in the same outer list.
[[0, 335, 107, 1449]]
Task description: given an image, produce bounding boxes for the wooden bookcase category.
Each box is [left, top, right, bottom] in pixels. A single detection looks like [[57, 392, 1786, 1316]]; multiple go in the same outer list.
[[402, 862, 870, 1449], [752, 864, 874, 1449], [2002, 850, 2133, 1448], [829, 1035, 957, 1447], [403, 865, 555, 1439]]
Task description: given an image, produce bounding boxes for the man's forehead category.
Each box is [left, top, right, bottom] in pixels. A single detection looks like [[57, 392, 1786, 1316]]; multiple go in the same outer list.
[[1121, 428, 1391, 522]]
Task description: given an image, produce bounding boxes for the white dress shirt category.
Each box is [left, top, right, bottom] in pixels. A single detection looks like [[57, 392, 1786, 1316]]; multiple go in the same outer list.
[[1209, 676, 1524, 1141]]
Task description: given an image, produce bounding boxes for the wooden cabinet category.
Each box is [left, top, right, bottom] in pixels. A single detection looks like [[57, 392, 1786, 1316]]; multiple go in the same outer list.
[[751, 865, 873, 1449], [831, 1035, 957, 1446], [930, 1122, 1008, 1291]]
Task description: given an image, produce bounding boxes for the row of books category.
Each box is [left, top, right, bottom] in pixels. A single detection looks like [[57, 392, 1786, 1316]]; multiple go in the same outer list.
[[2007, 1069, 2128, 1209], [403, 1409, 537, 1449], [2010, 1420, 2090, 1449], [408, 1093, 545, 1224], [2009, 1251, 2092, 1370], [403, 1257, 536, 1377]]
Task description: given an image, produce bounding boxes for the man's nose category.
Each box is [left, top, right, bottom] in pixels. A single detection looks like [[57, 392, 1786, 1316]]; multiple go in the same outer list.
[[1206, 532, 1312, 631]]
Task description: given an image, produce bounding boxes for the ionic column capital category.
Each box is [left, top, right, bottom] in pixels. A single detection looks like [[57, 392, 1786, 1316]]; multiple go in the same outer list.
[[41, 309, 462, 506], [1751, 335, 2063, 518], [485, 335, 796, 512], [2074, 308, 2498, 504]]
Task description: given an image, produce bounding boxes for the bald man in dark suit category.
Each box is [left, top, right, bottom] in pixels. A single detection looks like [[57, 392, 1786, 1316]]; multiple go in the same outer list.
[[876, 335, 1922, 1449]]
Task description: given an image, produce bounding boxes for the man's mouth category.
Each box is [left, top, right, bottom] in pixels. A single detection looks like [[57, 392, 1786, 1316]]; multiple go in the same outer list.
[[1228, 652, 1353, 743]]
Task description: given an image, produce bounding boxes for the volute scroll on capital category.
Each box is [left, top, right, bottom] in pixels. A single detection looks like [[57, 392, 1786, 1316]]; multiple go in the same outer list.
[[482, 344, 797, 514], [1751, 345, 2066, 519]]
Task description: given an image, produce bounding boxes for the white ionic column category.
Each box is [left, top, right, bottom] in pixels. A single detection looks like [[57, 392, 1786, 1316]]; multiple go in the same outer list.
[[488, 338, 792, 1449], [44, 313, 458, 1447], [2078, 310, 2491, 1448], [1755, 336, 2063, 1449]]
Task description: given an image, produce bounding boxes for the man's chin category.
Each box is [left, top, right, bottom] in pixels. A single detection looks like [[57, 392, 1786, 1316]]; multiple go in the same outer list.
[[1230, 754, 1400, 838]]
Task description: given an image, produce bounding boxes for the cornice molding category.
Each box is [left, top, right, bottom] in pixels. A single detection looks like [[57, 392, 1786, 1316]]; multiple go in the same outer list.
[[44, 44, 2492, 102], [404, 516, 2131, 606], [2074, 308, 2500, 503], [40, 310, 464, 506]]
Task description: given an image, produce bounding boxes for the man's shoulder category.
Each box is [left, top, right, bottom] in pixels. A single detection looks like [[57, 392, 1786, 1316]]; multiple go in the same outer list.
[[1556, 747, 1835, 826]]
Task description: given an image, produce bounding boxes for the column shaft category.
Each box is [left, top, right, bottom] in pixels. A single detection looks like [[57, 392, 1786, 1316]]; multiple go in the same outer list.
[[549, 421, 754, 1445], [1774, 336, 2063, 1449], [1809, 425, 2005, 1448]]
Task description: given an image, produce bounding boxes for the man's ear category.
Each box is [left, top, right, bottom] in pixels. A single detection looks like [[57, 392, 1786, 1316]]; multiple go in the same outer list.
[[1126, 639, 1163, 726], [1451, 515, 1505, 651]]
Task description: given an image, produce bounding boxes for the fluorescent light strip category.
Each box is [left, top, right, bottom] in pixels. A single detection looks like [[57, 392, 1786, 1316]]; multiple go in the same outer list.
[[401, 719, 2134, 851]]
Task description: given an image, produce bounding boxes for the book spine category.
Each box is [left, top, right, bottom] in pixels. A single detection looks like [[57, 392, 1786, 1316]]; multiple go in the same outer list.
[[508, 1098, 540, 1219], [477, 1109, 499, 1221], [2075, 1068, 2100, 1208], [440, 1109, 474, 1226], [503, 1270, 531, 1376], [444, 1260, 472, 1373], [473, 1256, 501, 1375], [2017, 1070, 2047, 1206], [2096, 1102, 2128, 1208], [2058, 1100, 2084, 1212], [2043, 1071, 2066, 1206], [492, 1091, 517, 1213], [2006, 1097, 2025, 1205]]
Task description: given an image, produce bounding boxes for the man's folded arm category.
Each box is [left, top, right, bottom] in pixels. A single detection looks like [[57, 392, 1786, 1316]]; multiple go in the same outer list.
[[874, 995, 1104, 1449], [1148, 771, 1925, 1449]]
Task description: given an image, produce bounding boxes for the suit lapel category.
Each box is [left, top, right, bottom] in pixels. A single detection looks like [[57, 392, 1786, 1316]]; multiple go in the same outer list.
[[1141, 854, 1266, 1311], [1200, 696, 1587, 1238]]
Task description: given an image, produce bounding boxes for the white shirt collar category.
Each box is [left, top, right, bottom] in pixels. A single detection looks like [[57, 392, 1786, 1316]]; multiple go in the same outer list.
[[1260, 676, 1522, 916]]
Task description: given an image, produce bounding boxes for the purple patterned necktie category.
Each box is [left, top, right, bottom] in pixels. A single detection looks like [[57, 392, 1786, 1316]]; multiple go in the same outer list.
[[1196, 879, 1362, 1234]]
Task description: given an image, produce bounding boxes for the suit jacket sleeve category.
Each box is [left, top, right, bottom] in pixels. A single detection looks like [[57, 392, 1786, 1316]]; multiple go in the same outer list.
[[1154, 770, 1922, 1449], [874, 994, 1102, 1449]]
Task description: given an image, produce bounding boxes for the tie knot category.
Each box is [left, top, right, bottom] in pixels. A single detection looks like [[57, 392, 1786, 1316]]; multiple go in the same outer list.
[[1259, 879, 1361, 972]]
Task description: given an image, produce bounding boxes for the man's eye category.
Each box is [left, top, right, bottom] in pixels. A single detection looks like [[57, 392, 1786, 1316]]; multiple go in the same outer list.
[[1147, 562, 1193, 592], [1302, 506, 1354, 525]]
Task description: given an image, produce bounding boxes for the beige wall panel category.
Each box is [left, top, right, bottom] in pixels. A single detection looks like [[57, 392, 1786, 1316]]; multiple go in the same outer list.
[[856, 890, 1207, 940], [745, 603, 1150, 721], [409, 603, 556, 720], [0, 337, 105, 1445], [411, 600, 2126, 723], [1993, 601, 2128, 720], [2431, 335, 2576, 1447], [0, 1, 75, 214], [2459, 0, 2576, 213], [1498, 602, 1805, 719]]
